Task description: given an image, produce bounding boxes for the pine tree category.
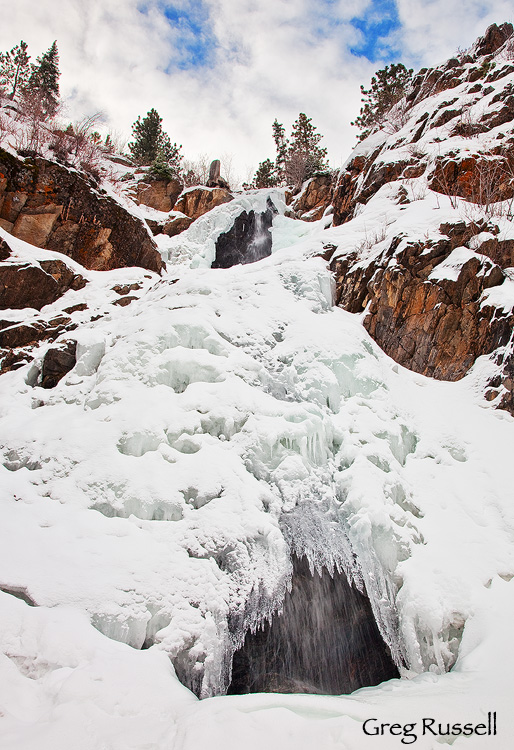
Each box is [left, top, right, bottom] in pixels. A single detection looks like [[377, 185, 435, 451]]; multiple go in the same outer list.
[[351, 63, 413, 141], [26, 41, 60, 116], [128, 108, 183, 176], [285, 113, 328, 185], [272, 119, 288, 182], [0, 40, 31, 100], [154, 131, 183, 175], [251, 114, 329, 191], [253, 158, 278, 188]]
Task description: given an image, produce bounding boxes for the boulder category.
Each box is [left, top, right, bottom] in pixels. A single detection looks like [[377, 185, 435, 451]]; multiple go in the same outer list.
[[12, 204, 63, 247], [475, 22, 514, 56], [40, 340, 77, 388], [145, 219, 164, 236], [0, 255, 86, 311], [0, 313, 79, 374], [208, 160, 221, 185], [174, 187, 233, 221], [162, 213, 194, 237], [135, 178, 183, 212], [0, 238, 11, 260], [291, 174, 334, 221]]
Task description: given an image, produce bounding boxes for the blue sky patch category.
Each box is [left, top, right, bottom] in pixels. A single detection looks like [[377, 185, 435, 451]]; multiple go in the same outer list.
[[140, 1, 217, 70], [350, 0, 401, 62]]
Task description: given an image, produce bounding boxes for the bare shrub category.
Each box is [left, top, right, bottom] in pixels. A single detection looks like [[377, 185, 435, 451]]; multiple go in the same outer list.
[[0, 109, 15, 146], [431, 163, 460, 209], [100, 129, 127, 156], [101, 163, 124, 190], [67, 113, 103, 157], [47, 113, 105, 178], [469, 156, 514, 217], [406, 142, 428, 160], [220, 151, 245, 189], [452, 106, 485, 137], [78, 142, 103, 181], [357, 216, 393, 252], [48, 127, 74, 162], [405, 177, 428, 201], [383, 98, 410, 135], [284, 151, 310, 188], [13, 89, 53, 154], [182, 153, 211, 186], [448, 152, 514, 220]]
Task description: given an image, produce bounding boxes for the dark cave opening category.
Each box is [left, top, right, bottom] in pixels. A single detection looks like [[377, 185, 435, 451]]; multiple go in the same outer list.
[[212, 198, 277, 269], [228, 555, 399, 695]]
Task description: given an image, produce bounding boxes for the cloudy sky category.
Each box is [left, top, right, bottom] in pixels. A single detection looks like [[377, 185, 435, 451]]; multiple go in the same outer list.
[[1, 0, 512, 180]]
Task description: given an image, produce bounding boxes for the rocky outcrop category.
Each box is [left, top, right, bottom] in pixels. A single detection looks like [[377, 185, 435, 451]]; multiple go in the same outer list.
[[162, 213, 194, 237], [331, 222, 513, 404], [0, 238, 11, 260], [40, 340, 77, 388], [0, 149, 163, 273], [212, 199, 276, 269], [205, 160, 230, 190], [0, 257, 87, 311], [323, 25, 514, 229], [135, 178, 183, 212], [321, 24, 514, 413], [0, 313, 79, 374], [429, 153, 514, 202], [207, 159, 221, 185], [290, 174, 334, 221], [174, 187, 233, 221]]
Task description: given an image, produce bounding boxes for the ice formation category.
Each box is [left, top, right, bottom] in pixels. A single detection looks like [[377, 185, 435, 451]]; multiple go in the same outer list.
[[2, 180, 514, 745], [2, 30, 514, 748], [2, 188, 513, 704]]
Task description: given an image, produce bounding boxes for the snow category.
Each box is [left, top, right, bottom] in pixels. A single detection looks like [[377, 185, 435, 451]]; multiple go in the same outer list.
[[481, 274, 514, 312], [428, 246, 480, 281], [2, 37, 514, 749], [2, 194, 514, 745]]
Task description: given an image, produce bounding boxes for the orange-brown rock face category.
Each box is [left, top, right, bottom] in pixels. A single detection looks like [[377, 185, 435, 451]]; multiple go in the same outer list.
[[0, 233, 88, 373], [325, 24, 514, 230], [174, 187, 233, 220], [0, 149, 163, 273], [331, 222, 514, 412], [290, 174, 334, 221], [135, 178, 183, 212], [323, 23, 514, 414], [162, 213, 194, 237], [0, 256, 87, 312]]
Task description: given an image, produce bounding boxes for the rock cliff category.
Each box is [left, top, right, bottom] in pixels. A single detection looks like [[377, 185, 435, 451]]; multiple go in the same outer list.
[[322, 22, 514, 414], [0, 149, 163, 273]]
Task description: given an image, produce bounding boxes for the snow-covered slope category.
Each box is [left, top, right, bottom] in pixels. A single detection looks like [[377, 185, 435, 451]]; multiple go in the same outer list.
[[2, 22, 514, 750], [1, 196, 514, 747], [326, 22, 514, 413]]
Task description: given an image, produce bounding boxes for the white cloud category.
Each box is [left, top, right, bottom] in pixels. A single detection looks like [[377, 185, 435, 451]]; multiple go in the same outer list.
[[0, 1, 512, 180], [396, 0, 513, 66]]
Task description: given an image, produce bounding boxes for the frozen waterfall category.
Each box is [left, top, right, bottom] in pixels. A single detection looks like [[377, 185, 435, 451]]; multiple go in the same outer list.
[[228, 554, 399, 695]]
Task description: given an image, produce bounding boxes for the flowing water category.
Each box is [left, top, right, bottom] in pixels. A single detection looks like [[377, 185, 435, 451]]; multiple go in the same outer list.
[[228, 554, 399, 695], [212, 206, 274, 268]]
